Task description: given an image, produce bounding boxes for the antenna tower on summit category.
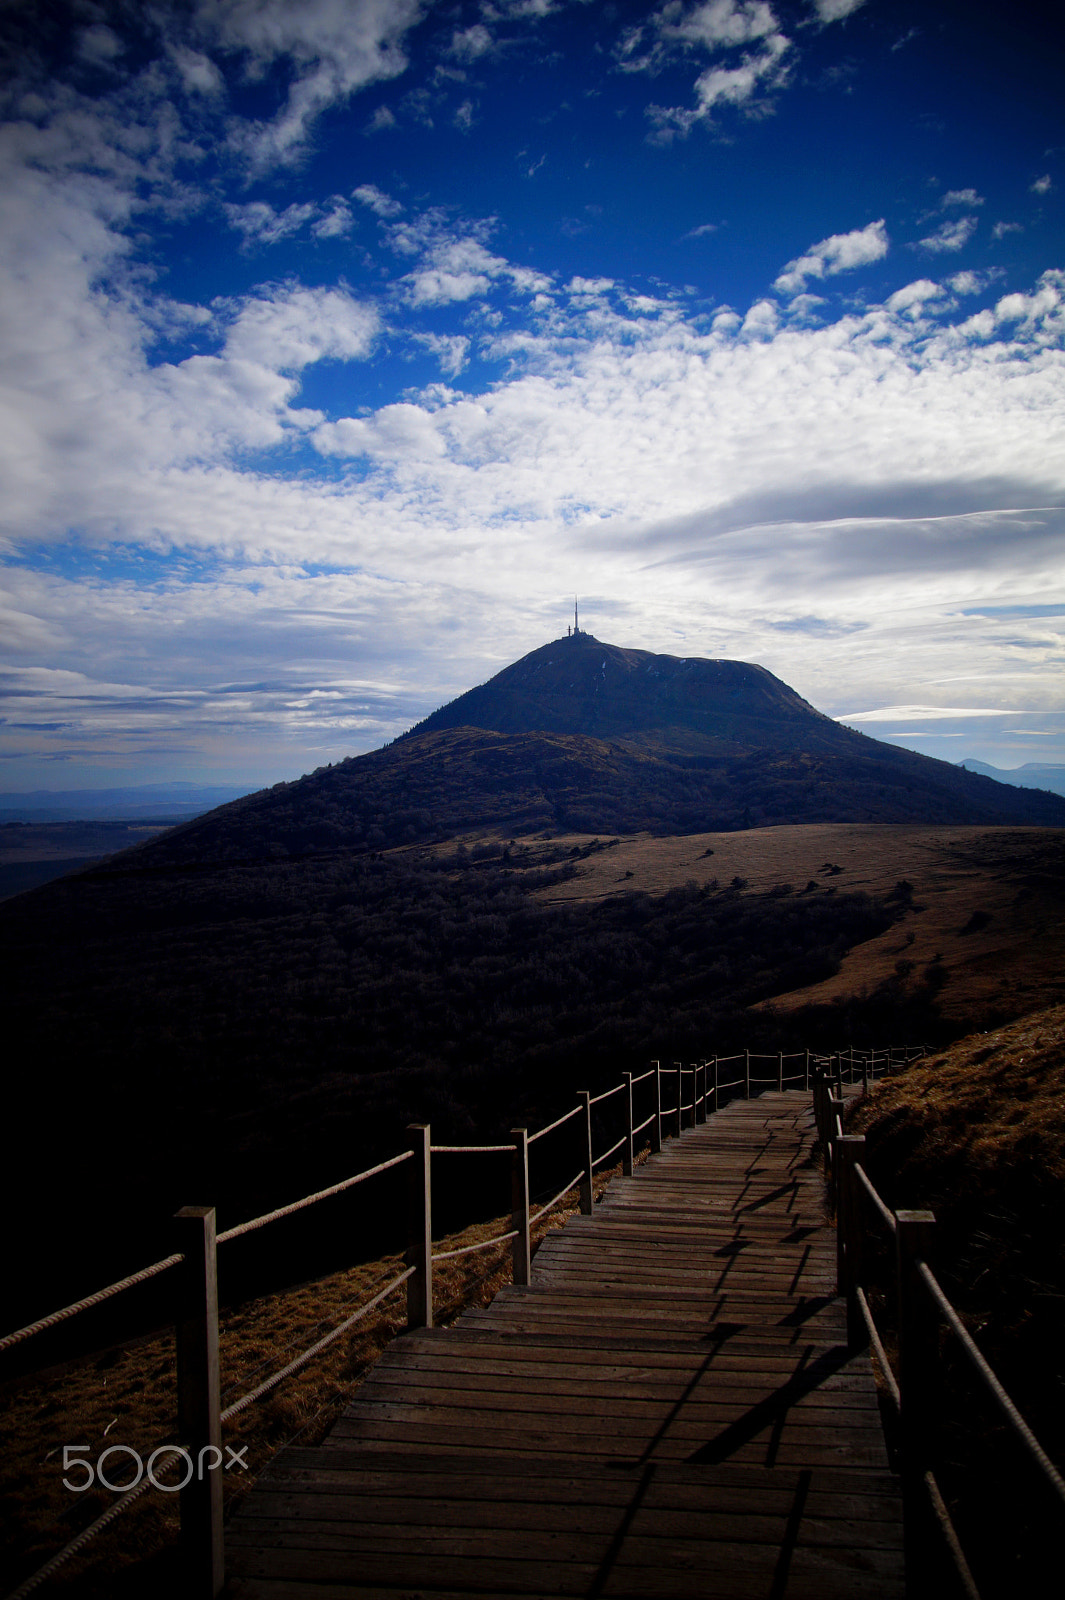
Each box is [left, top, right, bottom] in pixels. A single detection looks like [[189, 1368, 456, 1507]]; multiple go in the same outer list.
[[569, 597, 581, 638]]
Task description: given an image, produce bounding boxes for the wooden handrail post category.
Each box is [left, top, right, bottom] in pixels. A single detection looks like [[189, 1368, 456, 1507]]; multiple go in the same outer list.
[[835, 1136, 867, 1348], [695, 1062, 706, 1124], [510, 1129, 531, 1287], [674, 1064, 683, 1137], [862, 1050, 870, 1096], [777, 1051, 784, 1093], [651, 1062, 662, 1154], [623, 1073, 634, 1176], [745, 1048, 751, 1099], [712, 1055, 719, 1115], [577, 1091, 594, 1214], [827, 1094, 845, 1178], [406, 1124, 432, 1329], [805, 1048, 810, 1092], [897, 1209, 938, 1589], [175, 1206, 224, 1600]]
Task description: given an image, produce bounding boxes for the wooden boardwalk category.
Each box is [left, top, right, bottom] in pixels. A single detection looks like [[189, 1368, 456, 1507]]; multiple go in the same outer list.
[[226, 1090, 903, 1598]]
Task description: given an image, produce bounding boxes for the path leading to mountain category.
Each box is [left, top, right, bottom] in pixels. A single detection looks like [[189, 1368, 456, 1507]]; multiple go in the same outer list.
[[226, 1091, 903, 1598]]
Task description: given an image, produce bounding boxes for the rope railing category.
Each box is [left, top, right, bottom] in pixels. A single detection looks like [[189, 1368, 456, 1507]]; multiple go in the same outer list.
[[526, 1103, 581, 1144], [592, 1133, 628, 1171], [429, 1143, 515, 1155], [828, 1095, 1065, 1595], [0, 1252, 186, 1356], [588, 1082, 625, 1107], [529, 1173, 583, 1228], [433, 1229, 519, 1263], [915, 1259, 1065, 1514], [216, 1149, 413, 1246], [220, 1266, 415, 1422]]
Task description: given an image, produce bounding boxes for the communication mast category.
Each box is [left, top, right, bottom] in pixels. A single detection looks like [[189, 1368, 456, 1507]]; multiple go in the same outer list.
[[568, 597, 581, 638]]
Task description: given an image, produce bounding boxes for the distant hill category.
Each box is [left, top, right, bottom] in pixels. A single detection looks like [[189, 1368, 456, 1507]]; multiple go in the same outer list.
[[958, 759, 1065, 799], [0, 781, 254, 823], [137, 633, 1065, 867]]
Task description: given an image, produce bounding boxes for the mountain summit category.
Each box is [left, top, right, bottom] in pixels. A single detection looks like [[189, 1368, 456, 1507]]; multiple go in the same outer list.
[[407, 633, 837, 751], [137, 634, 1065, 867]]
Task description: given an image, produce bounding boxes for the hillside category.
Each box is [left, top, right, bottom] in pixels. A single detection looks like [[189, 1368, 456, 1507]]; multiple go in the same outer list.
[[128, 634, 1065, 869]]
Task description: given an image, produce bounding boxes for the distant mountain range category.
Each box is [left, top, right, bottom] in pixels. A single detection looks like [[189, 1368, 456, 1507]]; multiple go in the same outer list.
[[133, 634, 1065, 867], [0, 781, 253, 823], [957, 760, 1065, 799]]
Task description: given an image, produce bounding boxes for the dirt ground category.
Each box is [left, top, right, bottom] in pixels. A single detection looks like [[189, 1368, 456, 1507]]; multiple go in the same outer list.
[[516, 823, 1065, 1025]]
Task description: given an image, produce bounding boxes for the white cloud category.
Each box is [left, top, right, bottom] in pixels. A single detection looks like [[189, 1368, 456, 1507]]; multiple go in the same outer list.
[[992, 221, 1023, 240], [633, 4, 793, 136], [197, 0, 427, 166], [774, 219, 888, 296], [312, 199, 354, 238], [918, 216, 977, 253], [885, 278, 943, 315], [1030, 174, 1053, 195], [225, 199, 317, 244], [657, 2, 780, 50], [354, 182, 403, 217], [222, 286, 378, 370], [78, 26, 124, 66], [842, 705, 1013, 722], [810, 0, 866, 21], [170, 46, 225, 97], [940, 188, 984, 208], [449, 25, 494, 61]]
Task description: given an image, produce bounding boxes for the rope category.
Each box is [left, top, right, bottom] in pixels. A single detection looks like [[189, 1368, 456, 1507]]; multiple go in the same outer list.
[[217, 1151, 412, 1245], [432, 1230, 519, 1263], [529, 1173, 583, 1227], [592, 1134, 627, 1171], [916, 1260, 1065, 1513], [855, 1163, 898, 1235], [855, 1288, 900, 1413], [588, 1082, 625, 1107], [1, 1443, 189, 1600], [220, 1267, 414, 1422], [630, 1068, 655, 1086], [0, 1254, 184, 1355], [527, 1104, 581, 1145], [923, 1470, 982, 1600], [633, 1113, 656, 1136], [430, 1144, 513, 1155]]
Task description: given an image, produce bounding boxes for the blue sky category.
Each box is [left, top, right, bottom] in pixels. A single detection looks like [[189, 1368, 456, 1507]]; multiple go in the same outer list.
[[1, 0, 1063, 791]]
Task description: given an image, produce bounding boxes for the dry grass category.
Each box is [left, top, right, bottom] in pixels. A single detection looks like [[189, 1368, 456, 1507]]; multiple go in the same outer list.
[[0, 1163, 629, 1598]]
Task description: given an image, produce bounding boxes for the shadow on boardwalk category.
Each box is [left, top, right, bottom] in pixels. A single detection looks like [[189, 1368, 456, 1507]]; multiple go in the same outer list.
[[226, 1091, 903, 1598]]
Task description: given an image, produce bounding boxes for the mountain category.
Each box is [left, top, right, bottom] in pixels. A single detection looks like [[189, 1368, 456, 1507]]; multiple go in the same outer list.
[[958, 760, 1065, 799], [0, 782, 253, 823], [133, 634, 1065, 869]]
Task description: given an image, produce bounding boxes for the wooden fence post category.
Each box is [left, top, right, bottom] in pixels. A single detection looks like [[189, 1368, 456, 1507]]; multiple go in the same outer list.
[[510, 1129, 530, 1287], [577, 1091, 594, 1214], [675, 1064, 684, 1137], [862, 1051, 870, 1096], [623, 1073, 634, 1176], [897, 1209, 938, 1590], [805, 1048, 810, 1091], [696, 1062, 706, 1124], [835, 1136, 866, 1349], [651, 1062, 662, 1154], [745, 1049, 751, 1099], [175, 1206, 224, 1600], [712, 1056, 719, 1115], [406, 1124, 432, 1329], [777, 1051, 784, 1092]]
